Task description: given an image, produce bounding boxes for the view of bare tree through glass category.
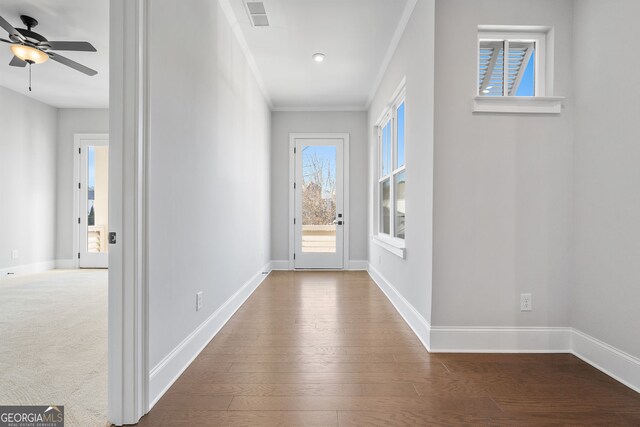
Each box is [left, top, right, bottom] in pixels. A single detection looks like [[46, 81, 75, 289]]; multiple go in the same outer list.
[[301, 145, 337, 253]]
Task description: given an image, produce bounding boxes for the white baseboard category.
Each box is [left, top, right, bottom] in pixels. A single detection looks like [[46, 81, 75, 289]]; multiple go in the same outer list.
[[572, 328, 640, 393], [270, 260, 289, 270], [0, 260, 56, 280], [430, 326, 571, 353], [148, 263, 271, 409], [270, 260, 370, 271], [367, 264, 431, 350], [347, 260, 368, 271], [366, 264, 640, 394], [55, 259, 77, 269]]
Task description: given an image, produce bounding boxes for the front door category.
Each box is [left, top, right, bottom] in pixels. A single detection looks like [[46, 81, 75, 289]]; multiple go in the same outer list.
[[294, 137, 344, 269], [79, 138, 109, 268]]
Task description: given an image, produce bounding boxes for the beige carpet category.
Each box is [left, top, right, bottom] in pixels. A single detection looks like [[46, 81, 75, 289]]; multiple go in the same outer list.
[[0, 269, 108, 427]]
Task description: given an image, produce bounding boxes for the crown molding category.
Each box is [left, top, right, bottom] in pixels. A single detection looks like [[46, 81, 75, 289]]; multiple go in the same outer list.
[[218, 0, 273, 108], [366, 0, 417, 109]]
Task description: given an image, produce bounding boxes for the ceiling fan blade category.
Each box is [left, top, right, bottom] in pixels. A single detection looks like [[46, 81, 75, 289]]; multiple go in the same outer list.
[[0, 15, 24, 41], [9, 56, 27, 67], [49, 53, 97, 76], [47, 41, 97, 52], [0, 38, 12, 44]]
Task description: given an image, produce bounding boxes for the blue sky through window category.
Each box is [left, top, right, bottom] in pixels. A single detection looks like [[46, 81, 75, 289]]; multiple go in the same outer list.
[[382, 121, 391, 176], [397, 103, 405, 168], [516, 49, 535, 96]]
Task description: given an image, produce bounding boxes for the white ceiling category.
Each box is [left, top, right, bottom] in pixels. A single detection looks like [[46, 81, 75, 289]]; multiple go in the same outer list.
[[0, 0, 108, 108], [227, 0, 413, 110], [0, 0, 411, 110]]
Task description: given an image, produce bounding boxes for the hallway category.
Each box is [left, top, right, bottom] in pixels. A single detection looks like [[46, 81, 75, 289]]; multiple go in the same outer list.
[[137, 272, 640, 426]]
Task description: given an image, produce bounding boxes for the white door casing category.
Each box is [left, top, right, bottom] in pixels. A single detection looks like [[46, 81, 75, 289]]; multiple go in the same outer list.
[[109, 0, 149, 424]]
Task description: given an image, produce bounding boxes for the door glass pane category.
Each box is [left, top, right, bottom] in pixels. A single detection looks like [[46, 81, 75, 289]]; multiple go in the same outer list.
[[302, 145, 337, 253], [381, 179, 391, 235], [394, 171, 406, 239], [396, 102, 405, 169], [86, 146, 109, 253]]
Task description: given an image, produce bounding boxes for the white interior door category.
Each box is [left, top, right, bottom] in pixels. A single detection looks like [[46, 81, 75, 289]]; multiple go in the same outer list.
[[294, 137, 344, 269], [79, 138, 109, 268]]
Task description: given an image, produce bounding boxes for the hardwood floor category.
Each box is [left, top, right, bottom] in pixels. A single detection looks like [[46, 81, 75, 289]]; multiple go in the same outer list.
[[135, 271, 640, 426]]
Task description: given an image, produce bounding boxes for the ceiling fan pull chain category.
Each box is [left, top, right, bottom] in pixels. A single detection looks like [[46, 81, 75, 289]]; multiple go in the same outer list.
[[28, 62, 32, 92]]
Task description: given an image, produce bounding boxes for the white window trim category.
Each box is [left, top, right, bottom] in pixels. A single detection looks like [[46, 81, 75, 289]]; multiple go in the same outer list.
[[473, 95, 564, 114], [374, 79, 407, 259], [373, 233, 406, 258], [474, 25, 565, 114]]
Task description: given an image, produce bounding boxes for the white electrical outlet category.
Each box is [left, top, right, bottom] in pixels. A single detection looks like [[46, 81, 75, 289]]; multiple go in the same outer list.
[[196, 291, 203, 312], [11, 250, 18, 260], [520, 293, 532, 311]]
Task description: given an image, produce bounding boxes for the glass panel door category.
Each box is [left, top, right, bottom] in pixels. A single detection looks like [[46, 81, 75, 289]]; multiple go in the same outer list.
[[79, 139, 109, 268], [294, 138, 344, 269], [301, 145, 337, 254]]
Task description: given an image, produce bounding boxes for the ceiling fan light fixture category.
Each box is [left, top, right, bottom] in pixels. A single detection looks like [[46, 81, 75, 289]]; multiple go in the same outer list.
[[11, 44, 48, 64]]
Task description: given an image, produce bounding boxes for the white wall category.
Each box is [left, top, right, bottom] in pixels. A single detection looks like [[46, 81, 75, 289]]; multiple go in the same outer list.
[[0, 91, 108, 272], [56, 109, 109, 262], [431, 0, 574, 327], [147, 0, 271, 370], [572, 0, 640, 359], [0, 87, 57, 273], [271, 111, 368, 263], [368, 0, 436, 322]]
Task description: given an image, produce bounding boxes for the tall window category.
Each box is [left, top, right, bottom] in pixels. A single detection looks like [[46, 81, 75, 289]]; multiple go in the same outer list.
[[378, 86, 406, 240]]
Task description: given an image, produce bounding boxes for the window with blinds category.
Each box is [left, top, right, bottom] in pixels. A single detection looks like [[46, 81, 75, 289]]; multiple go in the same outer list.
[[478, 30, 545, 97]]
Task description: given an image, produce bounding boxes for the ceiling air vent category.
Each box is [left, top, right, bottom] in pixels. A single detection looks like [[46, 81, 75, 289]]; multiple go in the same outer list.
[[245, 1, 269, 27]]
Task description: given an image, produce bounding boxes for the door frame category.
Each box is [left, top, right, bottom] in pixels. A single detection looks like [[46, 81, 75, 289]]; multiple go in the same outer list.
[[288, 133, 350, 270], [73, 133, 110, 269], [109, 0, 149, 424]]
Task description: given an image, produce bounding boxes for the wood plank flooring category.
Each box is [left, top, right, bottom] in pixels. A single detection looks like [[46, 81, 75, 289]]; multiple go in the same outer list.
[[135, 271, 640, 426]]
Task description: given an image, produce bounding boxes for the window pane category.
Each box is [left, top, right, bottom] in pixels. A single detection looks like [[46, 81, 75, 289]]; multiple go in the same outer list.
[[479, 41, 504, 96], [381, 121, 391, 176], [301, 145, 337, 253], [381, 179, 391, 235], [380, 125, 386, 176], [511, 42, 535, 96], [394, 171, 406, 239], [396, 102, 405, 168]]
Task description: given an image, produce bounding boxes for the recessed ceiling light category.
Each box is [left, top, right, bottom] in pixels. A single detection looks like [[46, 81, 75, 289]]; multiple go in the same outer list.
[[313, 53, 325, 63]]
